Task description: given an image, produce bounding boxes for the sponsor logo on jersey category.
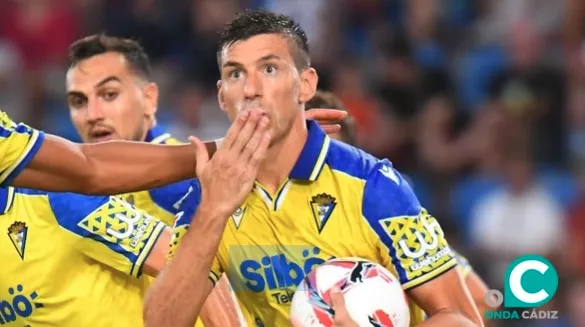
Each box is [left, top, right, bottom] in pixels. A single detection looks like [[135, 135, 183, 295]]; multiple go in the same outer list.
[[7, 222, 27, 260], [0, 285, 43, 325], [236, 246, 335, 305], [310, 193, 336, 233]]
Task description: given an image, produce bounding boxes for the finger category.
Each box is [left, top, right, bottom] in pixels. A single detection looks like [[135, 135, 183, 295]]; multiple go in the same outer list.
[[248, 131, 271, 168], [189, 136, 210, 178], [230, 109, 264, 153], [318, 124, 341, 135], [306, 109, 348, 122], [222, 110, 251, 149], [329, 287, 350, 320], [241, 116, 270, 161]]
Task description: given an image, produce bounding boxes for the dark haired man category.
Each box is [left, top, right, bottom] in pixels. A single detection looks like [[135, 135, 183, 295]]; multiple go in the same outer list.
[[146, 10, 483, 327]]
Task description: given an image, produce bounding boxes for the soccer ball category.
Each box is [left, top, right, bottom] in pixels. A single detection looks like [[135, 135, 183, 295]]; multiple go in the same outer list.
[[290, 257, 410, 327]]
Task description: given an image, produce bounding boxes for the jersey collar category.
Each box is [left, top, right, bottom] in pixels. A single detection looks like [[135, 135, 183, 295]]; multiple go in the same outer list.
[[0, 187, 15, 214], [145, 125, 172, 144], [289, 120, 331, 181]]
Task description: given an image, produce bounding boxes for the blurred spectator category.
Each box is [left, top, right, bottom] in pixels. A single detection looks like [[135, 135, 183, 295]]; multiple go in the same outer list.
[[469, 146, 564, 286]]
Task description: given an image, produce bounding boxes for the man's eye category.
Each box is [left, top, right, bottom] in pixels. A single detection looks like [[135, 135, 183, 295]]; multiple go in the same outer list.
[[230, 70, 242, 79], [69, 97, 86, 109], [103, 91, 118, 101], [265, 65, 277, 74]]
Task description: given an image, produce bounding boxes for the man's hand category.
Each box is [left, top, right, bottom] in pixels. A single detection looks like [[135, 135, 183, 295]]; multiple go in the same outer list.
[[329, 287, 359, 327], [190, 109, 271, 217], [306, 109, 348, 134]]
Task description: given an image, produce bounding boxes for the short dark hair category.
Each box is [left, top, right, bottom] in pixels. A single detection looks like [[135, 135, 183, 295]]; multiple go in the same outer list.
[[305, 90, 357, 146], [68, 34, 151, 80], [217, 9, 310, 70]]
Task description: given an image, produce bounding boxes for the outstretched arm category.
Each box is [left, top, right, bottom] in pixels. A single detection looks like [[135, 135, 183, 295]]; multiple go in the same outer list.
[[12, 134, 218, 194]]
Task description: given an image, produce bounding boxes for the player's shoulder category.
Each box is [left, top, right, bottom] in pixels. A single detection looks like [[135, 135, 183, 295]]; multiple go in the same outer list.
[[326, 139, 380, 180], [148, 178, 197, 214], [45, 191, 111, 221]]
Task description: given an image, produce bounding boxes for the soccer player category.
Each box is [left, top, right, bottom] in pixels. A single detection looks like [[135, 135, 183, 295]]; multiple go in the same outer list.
[[0, 111, 268, 326], [62, 34, 342, 326], [144, 9, 483, 327], [306, 90, 493, 322]]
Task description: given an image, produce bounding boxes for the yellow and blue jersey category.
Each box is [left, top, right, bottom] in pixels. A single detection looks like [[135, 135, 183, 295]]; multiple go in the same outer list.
[[0, 110, 45, 186], [118, 126, 197, 227], [0, 187, 166, 326], [170, 120, 457, 326]]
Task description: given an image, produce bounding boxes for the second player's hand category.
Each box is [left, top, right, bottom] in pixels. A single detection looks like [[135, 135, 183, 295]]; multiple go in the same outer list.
[[190, 109, 271, 217], [305, 109, 347, 134], [330, 287, 359, 327]]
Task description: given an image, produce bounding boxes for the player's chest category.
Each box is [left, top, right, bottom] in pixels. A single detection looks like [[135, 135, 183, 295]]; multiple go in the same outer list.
[[217, 184, 380, 297]]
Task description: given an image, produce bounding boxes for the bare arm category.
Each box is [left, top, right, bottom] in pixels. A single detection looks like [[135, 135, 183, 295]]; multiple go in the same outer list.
[[12, 134, 217, 194], [409, 268, 483, 326], [144, 207, 229, 327], [464, 271, 491, 325], [143, 228, 242, 327]]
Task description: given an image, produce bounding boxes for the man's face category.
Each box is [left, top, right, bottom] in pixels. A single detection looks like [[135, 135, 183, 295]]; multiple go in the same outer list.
[[217, 34, 317, 145], [66, 52, 157, 143]]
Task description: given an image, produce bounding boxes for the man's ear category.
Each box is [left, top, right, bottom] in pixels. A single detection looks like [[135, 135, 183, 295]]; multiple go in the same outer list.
[[144, 82, 159, 116], [299, 67, 318, 104], [217, 80, 226, 113]]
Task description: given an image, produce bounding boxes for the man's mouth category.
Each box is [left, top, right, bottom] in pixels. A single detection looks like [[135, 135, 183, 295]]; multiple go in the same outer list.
[[89, 128, 114, 142]]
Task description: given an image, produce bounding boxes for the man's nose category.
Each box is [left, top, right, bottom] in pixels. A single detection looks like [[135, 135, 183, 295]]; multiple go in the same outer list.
[[243, 72, 263, 99]]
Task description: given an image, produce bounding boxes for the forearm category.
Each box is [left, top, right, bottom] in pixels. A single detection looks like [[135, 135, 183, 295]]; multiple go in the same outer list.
[[200, 276, 243, 327], [418, 311, 481, 327], [143, 207, 228, 327], [79, 141, 197, 194]]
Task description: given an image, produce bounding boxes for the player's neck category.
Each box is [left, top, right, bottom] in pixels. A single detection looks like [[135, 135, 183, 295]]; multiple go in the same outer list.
[[256, 117, 307, 194]]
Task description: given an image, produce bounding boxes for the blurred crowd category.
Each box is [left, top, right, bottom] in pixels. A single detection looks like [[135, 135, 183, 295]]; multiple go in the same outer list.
[[1, 0, 584, 326]]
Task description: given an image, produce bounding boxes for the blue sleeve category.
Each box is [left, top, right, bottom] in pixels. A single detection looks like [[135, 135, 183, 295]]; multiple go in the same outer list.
[[48, 192, 166, 277], [362, 160, 456, 290], [148, 179, 196, 215], [168, 179, 202, 259]]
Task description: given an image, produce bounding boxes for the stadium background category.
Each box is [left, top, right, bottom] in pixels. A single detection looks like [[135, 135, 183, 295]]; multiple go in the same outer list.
[[0, 0, 583, 326]]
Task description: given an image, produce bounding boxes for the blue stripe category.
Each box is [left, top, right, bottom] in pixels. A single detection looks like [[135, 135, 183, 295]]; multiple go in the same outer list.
[[47, 192, 136, 263], [145, 126, 167, 143], [1, 131, 46, 187], [289, 121, 328, 180]]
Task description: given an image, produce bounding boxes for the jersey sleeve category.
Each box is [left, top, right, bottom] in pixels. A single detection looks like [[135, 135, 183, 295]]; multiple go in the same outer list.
[[362, 160, 456, 290], [168, 180, 223, 285], [148, 179, 196, 216], [0, 111, 45, 186], [48, 192, 166, 277]]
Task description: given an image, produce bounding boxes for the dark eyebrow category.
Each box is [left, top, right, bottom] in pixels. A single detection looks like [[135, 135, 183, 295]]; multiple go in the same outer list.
[[94, 76, 122, 88], [222, 55, 283, 70]]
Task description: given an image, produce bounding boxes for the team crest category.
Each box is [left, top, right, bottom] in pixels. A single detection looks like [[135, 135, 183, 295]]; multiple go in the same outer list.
[[310, 193, 336, 233], [7, 221, 28, 260]]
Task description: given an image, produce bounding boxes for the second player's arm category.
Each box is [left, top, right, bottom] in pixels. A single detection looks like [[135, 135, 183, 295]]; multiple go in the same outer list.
[[13, 134, 220, 194]]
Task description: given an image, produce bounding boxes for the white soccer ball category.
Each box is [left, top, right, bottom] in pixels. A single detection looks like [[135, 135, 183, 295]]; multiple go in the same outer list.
[[290, 257, 410, 327]]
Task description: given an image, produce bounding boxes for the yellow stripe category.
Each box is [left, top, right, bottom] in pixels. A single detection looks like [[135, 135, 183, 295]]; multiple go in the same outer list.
[[151, 133, 172, 144], [131, 222, 166, 277], [209, 271, 220, 285], [309, 136, 330, 181], [0, 129, 39, 185], [402, 257, 457, 290]]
